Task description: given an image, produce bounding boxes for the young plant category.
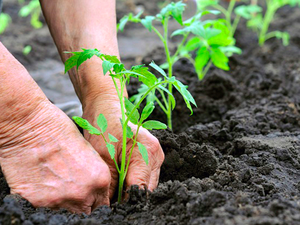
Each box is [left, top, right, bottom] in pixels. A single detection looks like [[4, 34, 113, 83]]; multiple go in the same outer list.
[[19, 0, 42, 29], [64, 48, 196, 202], [196, 0, 261, 38], [241, 0, 300, 46], [119, 1, 240, 128], [0, 13, 11, 34]]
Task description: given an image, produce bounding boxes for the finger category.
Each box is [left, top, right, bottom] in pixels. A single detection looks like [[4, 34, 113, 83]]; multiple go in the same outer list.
[[99, 154, 119, 200], [125, 151, 151, 192], [148, 167, 161, 191]]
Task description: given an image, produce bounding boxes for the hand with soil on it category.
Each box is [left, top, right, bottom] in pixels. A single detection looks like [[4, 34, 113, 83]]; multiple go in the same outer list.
[[0, 42, 111, 214], [82, 96, 165, 199]]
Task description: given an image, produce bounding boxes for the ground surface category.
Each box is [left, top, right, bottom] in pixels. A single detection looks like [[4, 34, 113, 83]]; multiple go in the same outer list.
[[1, 0, 300, 224]]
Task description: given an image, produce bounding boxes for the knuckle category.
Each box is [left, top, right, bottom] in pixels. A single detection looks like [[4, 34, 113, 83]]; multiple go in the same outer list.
[[92, 163, 111, 189]]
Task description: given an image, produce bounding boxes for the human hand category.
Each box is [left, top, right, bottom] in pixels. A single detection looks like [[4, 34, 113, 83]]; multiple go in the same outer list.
[[0, 98, 111, 214], [82, 95, 165, 199]]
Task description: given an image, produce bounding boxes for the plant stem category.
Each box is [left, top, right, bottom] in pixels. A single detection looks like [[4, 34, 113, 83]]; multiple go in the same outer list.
[[258, 0, 277, 46], [125, 80, 169, 126], [116, 78, 127, 203], [100, 133, 120, 173], [124, 125, 141, 177], [226, 0, 236, 37], [152, 23, 173, 129], [199, 60, 212, 80], [163, 19, 173, 130]]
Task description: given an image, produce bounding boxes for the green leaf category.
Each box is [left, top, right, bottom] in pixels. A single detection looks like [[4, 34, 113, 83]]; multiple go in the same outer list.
[[158, 84, 176, 109], [106, 143, 116, 159], [64, 52, 81, 73], [124, 98, 140, 125], [211, 47, 229, 70], [102, 61, 115, 75], [102, 54, 121, 64], [185, 37, 201, 51], [142, 120, 167, 130], [97, 114, 108, 133], [77, 48, 102, 69], [126, 125, 134, 139], [130, 84, 150, 105], [108, 134, 119, 143], [149, 61, 167, 78], [113, 63, 125, 73], [130, 65, 158, 86], [0, 13, 11, 34], [137, 142, 149, 165], [23, 45, 32, 56], [118, 15, 129, 32], [235, 5, 262, 20], [72, 116, 101, 135], [173, 80, 197, 114], [141, 102, 155, 121], [195, 47, 211, 79], [170, 1, 186, 25], [141, 16, 155, 31]]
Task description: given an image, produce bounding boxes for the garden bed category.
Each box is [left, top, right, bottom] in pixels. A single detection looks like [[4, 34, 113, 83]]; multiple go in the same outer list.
[[1, 0, 300, 224]]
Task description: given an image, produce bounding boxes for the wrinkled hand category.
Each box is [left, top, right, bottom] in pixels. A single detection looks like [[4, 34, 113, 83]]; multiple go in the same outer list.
[[0, 99, 111, 214], [83, 96, 165, 199]]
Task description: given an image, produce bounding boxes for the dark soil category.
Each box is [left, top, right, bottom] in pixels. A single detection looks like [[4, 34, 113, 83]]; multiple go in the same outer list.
[[1, 1, 300, 225]]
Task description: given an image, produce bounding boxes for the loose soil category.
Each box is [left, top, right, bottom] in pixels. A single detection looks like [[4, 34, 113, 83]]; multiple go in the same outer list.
[[1, 1, 300, 224]]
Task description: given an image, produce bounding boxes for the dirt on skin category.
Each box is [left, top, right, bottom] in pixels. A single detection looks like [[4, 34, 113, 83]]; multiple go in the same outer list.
[[1, 1, 300, 225]]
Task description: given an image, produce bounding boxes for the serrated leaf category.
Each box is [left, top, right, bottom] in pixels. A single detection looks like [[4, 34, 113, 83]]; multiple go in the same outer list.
[[97, 114, 108, 133], [141, 102, 155, 121], [126, 125, 134, 139], [130, 65, 158, 86], [108, 134, 119, 143], [64, 52, 81, 73], [170, 1, 186, 25], [113, 63, 125, 73], [142, 120, 167, 130], [141, 16, 155, 31], [124, 98, 140, 125], [77, 49, 102, 69], [102, 54, 121, 64], [106, 143, 116, 159], [137, 142, 148, 165], [72, 116, 101, 135], [102, 61, 115, 75], [149, 61, 167, 78], [173, 80, 197, 114], [118, 15, 129, 32]]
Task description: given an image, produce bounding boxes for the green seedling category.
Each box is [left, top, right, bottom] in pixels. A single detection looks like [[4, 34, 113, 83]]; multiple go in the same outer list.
[[65, 48, 196, 202], [242, 0, 300, 46], [196, 0, 261, 38], [23, 45, 32, 55], [0, 13, 11, 34], [19, 0, 42, 29], [119, 1, 239, 128], [197, 0, 239, 37]]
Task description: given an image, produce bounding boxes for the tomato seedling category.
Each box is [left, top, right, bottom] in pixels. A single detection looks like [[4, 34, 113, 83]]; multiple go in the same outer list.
[[119, 1, 240, 128], [64, 49, 196, 202], [19, 0, 42, 29], [244, 0, 300, 46]]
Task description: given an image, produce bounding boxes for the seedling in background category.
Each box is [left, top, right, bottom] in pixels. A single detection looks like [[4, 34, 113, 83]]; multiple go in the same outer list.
[[0, 13, 11, 34], [19, 0, 43, 29], [243, 0, 300, 46], [197, 0, 261, 38], [119, 1, 240, 128], [65, 49, 196, 202]]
